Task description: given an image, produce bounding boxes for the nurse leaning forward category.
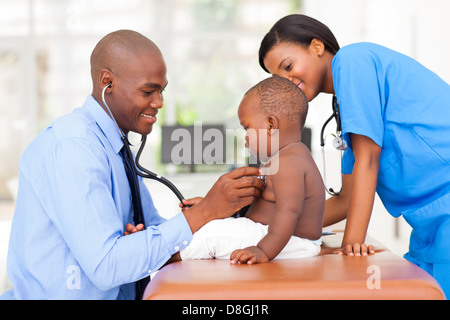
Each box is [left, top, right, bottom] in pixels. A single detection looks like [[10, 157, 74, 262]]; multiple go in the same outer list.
[[259, 14, 450, 298]]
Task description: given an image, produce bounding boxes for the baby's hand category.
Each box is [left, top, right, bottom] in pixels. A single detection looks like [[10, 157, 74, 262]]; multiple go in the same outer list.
[[179, 197, 203, 211], [230, 246, 269, 265], [123, 223, 144, 236]]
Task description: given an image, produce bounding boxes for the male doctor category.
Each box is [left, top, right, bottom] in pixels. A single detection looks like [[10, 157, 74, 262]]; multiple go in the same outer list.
[[1, 30, 264, 300]]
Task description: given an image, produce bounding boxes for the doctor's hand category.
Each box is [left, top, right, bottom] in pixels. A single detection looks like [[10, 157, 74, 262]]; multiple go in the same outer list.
[[123, 223, 144, 236], [182, 166, 265, 233], [334, 243, 375, 256]]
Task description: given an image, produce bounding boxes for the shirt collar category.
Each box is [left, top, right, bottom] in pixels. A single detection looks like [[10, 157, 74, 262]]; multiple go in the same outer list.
[[83, 95, 124, 154]]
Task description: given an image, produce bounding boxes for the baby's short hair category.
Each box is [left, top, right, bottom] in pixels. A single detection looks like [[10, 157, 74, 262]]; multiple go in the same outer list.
[[246, 76, 308, 130]]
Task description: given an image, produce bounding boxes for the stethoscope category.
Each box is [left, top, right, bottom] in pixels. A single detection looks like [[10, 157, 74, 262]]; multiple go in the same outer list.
[[320, 95, 347, 196], [101, 83, 187, 205]]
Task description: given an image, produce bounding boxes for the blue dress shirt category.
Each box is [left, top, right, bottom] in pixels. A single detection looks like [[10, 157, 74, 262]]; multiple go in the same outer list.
[[1, 95, 193, 299]]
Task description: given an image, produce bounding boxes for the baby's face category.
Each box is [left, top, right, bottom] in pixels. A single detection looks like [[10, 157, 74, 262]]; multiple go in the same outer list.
[[238, 93, 272, 162]]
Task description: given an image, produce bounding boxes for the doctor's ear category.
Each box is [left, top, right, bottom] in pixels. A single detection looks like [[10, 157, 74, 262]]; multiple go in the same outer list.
[[99, 69, 114, 91]]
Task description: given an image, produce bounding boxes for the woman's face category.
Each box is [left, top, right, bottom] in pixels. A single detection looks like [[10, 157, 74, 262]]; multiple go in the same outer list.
[[262, 41, 331, 102]]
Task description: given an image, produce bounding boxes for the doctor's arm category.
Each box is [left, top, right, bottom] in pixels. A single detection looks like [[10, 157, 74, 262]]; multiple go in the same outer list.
[[338, 134, 380, 256], [182, 166, 265, 233]]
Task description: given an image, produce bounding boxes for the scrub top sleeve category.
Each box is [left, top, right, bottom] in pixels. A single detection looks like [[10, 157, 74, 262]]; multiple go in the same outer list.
[[341, 148, 355, 175], [333, 49, 385, 150]]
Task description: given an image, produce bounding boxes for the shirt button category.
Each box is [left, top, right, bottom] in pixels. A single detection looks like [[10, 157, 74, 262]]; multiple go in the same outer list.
[[148, 269, 152, 274], [174, 245, 180, 251], [183, 240, 188, 246]]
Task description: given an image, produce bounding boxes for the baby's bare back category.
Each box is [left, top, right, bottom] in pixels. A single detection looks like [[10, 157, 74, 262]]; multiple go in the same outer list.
[[245, 143, 325, 240]]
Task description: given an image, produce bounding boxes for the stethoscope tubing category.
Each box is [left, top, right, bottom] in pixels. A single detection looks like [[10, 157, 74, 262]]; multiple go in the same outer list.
[[123, 134, 186, 203], [320, 95, 347, 196], [102, 84, 187, 205]]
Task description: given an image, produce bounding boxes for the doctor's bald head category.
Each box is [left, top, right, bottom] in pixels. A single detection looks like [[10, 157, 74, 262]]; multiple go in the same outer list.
[[90, 30, 165, 93], [89, 30, 168, 135]]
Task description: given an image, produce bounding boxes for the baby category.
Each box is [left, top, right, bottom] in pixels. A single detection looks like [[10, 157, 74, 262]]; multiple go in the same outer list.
[[176, 76, 325, 264], [125, 76, 325, 264]]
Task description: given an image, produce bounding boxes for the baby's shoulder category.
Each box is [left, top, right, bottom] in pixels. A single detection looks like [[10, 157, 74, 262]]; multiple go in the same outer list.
[[279, 142, 314, 164], [261, 142, 310, 176]]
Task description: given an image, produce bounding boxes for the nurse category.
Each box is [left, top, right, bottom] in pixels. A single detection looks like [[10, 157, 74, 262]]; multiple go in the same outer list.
[[259, 14, 450, 298]]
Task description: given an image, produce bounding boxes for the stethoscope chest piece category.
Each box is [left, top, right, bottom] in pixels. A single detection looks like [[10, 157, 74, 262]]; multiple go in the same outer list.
[[320, 95, 347, 196], [331, 133, 347, 151]]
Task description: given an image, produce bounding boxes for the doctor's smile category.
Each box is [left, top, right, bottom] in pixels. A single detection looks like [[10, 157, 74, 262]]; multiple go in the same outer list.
[[140, 111, 157, 123]]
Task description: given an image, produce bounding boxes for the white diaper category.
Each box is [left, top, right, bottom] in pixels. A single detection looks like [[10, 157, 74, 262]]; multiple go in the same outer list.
[[180, 217, 321, 260]]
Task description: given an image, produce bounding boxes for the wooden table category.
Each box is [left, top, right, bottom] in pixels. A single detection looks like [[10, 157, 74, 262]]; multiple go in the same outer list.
[[143, 232, 445, 300]]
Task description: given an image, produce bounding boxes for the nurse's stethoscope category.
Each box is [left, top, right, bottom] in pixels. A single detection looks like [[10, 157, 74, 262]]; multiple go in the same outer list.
[[101, 83, 187, 205], [320, 95, 347, 196]]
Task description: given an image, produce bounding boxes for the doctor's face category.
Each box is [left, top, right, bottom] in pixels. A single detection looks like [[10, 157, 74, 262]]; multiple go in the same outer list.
[[262, 41, 328, 102], [109, 52, 168, 136]]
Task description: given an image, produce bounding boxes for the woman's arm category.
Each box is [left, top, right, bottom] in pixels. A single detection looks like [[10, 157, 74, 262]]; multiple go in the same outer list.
[[339, 134, 380, 256], [323, 174, 352, 227]]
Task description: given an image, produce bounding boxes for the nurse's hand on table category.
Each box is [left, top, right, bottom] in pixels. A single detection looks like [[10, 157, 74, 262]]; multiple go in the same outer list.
[[333, 243, 375, 256]]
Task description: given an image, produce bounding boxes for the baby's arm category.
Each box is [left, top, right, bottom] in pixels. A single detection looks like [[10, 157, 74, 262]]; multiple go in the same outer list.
[[231, 152, 305, 264]]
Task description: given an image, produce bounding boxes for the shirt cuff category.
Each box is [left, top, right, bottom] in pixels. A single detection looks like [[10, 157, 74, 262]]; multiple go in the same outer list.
[[157, 212, 193, 255]]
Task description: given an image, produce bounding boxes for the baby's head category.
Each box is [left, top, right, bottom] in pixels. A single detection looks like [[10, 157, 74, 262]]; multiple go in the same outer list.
[[238, 76, 308, 161]]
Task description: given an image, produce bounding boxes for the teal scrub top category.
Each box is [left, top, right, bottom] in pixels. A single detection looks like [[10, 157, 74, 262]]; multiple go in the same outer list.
[[332, 42, 450, 263]]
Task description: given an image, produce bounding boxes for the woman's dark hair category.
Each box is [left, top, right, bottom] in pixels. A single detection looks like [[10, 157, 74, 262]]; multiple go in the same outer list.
[[259, 14, 340, 73]]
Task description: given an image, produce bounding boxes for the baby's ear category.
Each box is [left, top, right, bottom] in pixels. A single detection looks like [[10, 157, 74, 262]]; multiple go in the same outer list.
[[266, 115, 279, 135]]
